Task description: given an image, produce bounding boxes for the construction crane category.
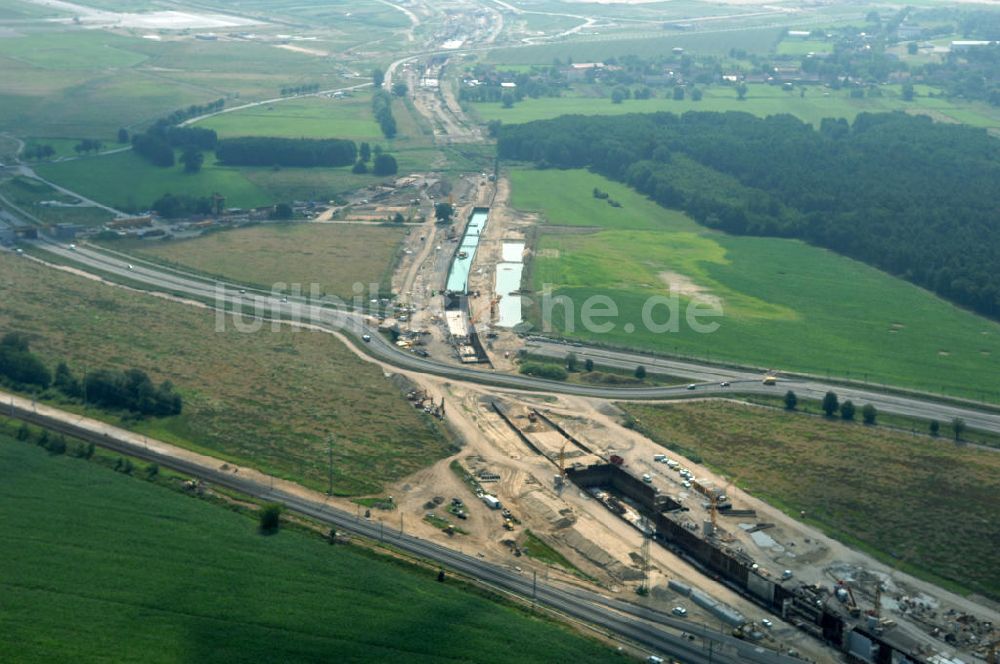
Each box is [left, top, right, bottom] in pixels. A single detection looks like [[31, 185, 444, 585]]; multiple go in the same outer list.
[[558, 441, 567, 477], [710, 494, 719, 534], [638, 517, 652, 595], [835, 578, 861, 617]]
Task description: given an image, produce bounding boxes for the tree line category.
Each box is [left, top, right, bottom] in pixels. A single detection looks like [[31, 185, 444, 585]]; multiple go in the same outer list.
[[497, 111, 1000, 319], [215, 137, 357, 167], [132, 123, 219, 168], [350, 142, 398, 176], [280, 83, 320, 96], [372, 90, 397, 139], [0, 332, 182, 417]]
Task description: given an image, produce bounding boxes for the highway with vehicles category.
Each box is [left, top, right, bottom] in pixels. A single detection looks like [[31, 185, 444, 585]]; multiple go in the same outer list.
[[3, 389, 799, 664], [33, 240, 1000, 435]]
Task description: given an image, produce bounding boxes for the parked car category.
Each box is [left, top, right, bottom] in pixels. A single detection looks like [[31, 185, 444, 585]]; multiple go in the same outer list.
[[672, 606, 688, 617]]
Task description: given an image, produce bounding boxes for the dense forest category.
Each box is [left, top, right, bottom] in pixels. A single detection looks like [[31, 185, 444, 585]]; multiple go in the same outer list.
[[497, 111, 1000, 318], [215, 137, 357, 167]]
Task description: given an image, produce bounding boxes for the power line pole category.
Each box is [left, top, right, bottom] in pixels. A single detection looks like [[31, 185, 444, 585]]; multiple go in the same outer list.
[[532, 570, 537, 613], [327, 434, 334, 496]]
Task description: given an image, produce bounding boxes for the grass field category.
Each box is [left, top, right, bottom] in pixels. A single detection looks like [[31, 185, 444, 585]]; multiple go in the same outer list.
[[775, 38, 834, 56], [200, 96, 383, 141], [0, 254, 450, 495], [198, 93, 432, 156], [121, 223, 405, 299], [35, 139, 438, 211], [486, 25, 784, 62], [36, 151, 271, 211], [619, 401, 1000, 599], [472, 84, 1000, 130], [0, 434, 613, 663], [516, 168, 1000, 401], [0, 176, 115, 227], [23, 136, 118, 159], [0, 26, 357, 138]]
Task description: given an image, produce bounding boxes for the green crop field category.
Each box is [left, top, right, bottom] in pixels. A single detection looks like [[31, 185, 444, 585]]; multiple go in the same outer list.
[[22, 137, 115, 160], [0, 31, 149, 69], [123, 223, 405, 299], [619, 401, 1000, 598], [198, 93, 430, 151], [515, 169, 1000, 401], [775, 38, 834, 55], [35, 140, 437, 212], [0, 254, 450, 495], [36, 151, 271, 211], [486, 25, 785, 62], [472, 84, 1000, 130], [0, 435, 613, 663], [200, 97, 383, 141]]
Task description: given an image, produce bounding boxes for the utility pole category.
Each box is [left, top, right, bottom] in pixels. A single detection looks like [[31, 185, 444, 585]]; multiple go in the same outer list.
[[532, 570, 537, 613], [327, 434, 334, 496]]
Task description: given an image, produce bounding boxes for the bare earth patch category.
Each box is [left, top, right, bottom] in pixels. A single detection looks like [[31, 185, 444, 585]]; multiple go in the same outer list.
[[658, 270, 722, 307]]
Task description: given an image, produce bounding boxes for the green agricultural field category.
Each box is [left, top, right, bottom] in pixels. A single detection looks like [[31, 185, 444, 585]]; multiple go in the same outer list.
[[0, 435, 613, 663], [775, 38, 834, 55], [23, 137, 117, 160], [36, 151, 271, 211], [0, 31, 149, 69], [0, 254, 450, 495], [516, 169, 1000, 401], [0, 176, 114, 227], [35, 139, 434, 211], [619, 401, 1000, 598], [122, 223, 405, 299], [0, 27, 353, 138], [198, 93, 430, 150], [486, 25, 785, 62], [200, 96, 382, 141], [472, 84, 1000, 130]]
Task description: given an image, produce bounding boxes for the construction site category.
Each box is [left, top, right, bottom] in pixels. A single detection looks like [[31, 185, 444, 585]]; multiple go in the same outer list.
[[364, 171, 1000, 664], [380, 380, 999, 664]]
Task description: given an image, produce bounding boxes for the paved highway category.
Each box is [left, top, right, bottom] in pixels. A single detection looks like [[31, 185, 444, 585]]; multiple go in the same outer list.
[[35, 241, 1000, 436], [5, 393, 799, 664]]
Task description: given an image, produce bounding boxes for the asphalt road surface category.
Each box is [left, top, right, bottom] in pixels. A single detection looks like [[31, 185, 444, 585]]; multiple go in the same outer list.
[[34, 241, 1000, 435]]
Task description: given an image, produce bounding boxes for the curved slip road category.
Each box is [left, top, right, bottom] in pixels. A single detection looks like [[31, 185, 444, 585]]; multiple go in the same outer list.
[[32, 240, 1000, 437]]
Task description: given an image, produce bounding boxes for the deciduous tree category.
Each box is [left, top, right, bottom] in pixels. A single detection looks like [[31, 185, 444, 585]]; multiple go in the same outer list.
[[821, 391, 839, 417]]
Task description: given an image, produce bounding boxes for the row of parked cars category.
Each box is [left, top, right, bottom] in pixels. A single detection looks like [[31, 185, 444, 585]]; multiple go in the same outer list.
[[644, 454, 694, 488]]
